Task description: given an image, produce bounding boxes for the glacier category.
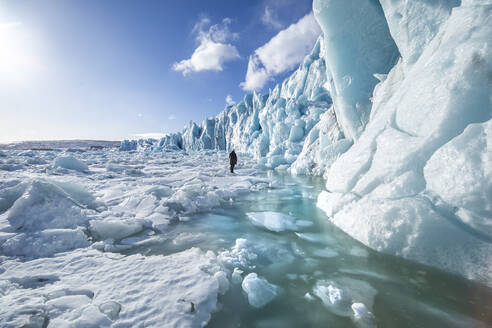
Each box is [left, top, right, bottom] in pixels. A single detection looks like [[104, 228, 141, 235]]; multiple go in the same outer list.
[[124, 0, 492, 287], [2, 0, 491, 325]]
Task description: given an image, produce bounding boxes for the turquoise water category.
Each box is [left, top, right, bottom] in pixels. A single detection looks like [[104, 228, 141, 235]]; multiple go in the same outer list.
[[125, 171, 492, 327]]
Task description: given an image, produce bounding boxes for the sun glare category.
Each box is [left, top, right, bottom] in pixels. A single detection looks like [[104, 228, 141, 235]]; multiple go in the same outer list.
[[0, 22, 45, 83]]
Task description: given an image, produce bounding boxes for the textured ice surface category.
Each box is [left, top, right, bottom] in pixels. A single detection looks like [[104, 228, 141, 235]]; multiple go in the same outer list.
[[241, 273, 278, 308], [313, 277, 377, 323], [315, 0, 492, 286], [425, 120, 492, 238], [379, 0, 460, 65], [0, 248, 220, 327], [313, 0, 399, 140], [0, 148, 270, 326], [53, 156, 89, 173], [1, 228, 90, 258]]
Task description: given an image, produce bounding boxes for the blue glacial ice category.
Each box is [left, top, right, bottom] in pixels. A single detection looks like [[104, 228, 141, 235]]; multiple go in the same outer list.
[[129, 0, 492, 287], [241, 273, 278, 308]]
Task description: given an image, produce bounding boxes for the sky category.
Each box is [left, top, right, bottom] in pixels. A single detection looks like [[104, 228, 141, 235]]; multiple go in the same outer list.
[[0, 0, 320, 142]]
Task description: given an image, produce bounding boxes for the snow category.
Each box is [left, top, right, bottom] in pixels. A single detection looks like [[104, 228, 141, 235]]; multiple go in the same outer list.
[[53, 156, 89, 173], [1, 228, 90, 258], [241, 273, 278, 308], [424, 120, 492, 238], [0, 248, 220, 328], [0, 148, 271, 326]]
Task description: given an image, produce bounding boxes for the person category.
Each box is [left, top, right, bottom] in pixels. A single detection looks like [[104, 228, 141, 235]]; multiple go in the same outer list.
[[229, 150, 237, 173]]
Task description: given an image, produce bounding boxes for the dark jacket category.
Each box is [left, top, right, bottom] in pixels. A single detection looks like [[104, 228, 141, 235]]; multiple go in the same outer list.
[[229, 151, 237, 165]]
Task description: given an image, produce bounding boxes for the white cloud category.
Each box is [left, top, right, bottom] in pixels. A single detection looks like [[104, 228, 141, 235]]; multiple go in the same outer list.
[[261, 6, 283, 30], [241, 12, 321, 91], [173, 18, 240, 75], [225, 95, 235, 106], [168, 114, 176, 120]]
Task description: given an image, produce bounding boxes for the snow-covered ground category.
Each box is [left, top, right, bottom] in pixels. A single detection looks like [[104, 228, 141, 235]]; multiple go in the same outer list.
[[0, 146, 270, 327], [1, 145, 491, 327]]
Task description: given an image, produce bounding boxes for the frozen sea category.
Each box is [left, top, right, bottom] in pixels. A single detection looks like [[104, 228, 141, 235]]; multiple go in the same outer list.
[[0, 141, 491, 327]]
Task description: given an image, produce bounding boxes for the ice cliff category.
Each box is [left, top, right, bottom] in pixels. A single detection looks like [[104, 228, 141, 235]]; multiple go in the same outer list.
[[316, 0, 492, 286], [131, 0, 492, 286]]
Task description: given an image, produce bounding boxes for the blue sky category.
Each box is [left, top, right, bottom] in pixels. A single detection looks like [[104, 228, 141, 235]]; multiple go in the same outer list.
[[0, 0, 319, 142]]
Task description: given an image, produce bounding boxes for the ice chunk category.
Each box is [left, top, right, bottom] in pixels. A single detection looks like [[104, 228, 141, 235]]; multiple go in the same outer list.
[[5, 180, 91, 232], [241, 273, 277, 308], [313, 277, 377, 318], [46, 294, 92, 310], [304, 292, 315, 301], [119, 140, 137, 151], [1, 228, 89, 258], [53, 156, 89, 172], [214, 271, 230, 295], [218, 238, 258, 269], [246, 212, 298, 232], [89, 219, 145, 241], [323, 284, 342, 305]]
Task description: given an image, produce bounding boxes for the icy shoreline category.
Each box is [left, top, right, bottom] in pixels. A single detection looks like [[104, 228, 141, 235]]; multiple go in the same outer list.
[[0, 148, 270, 327], [1, 147, 491, 327], [119, 0, 492, 287]]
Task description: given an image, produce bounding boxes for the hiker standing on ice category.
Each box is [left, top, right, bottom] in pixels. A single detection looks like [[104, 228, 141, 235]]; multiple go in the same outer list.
[[229, 150, 237, 173]]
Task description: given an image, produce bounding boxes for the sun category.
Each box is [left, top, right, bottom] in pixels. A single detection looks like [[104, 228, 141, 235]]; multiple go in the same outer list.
[[0, 21, 45, 83]]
